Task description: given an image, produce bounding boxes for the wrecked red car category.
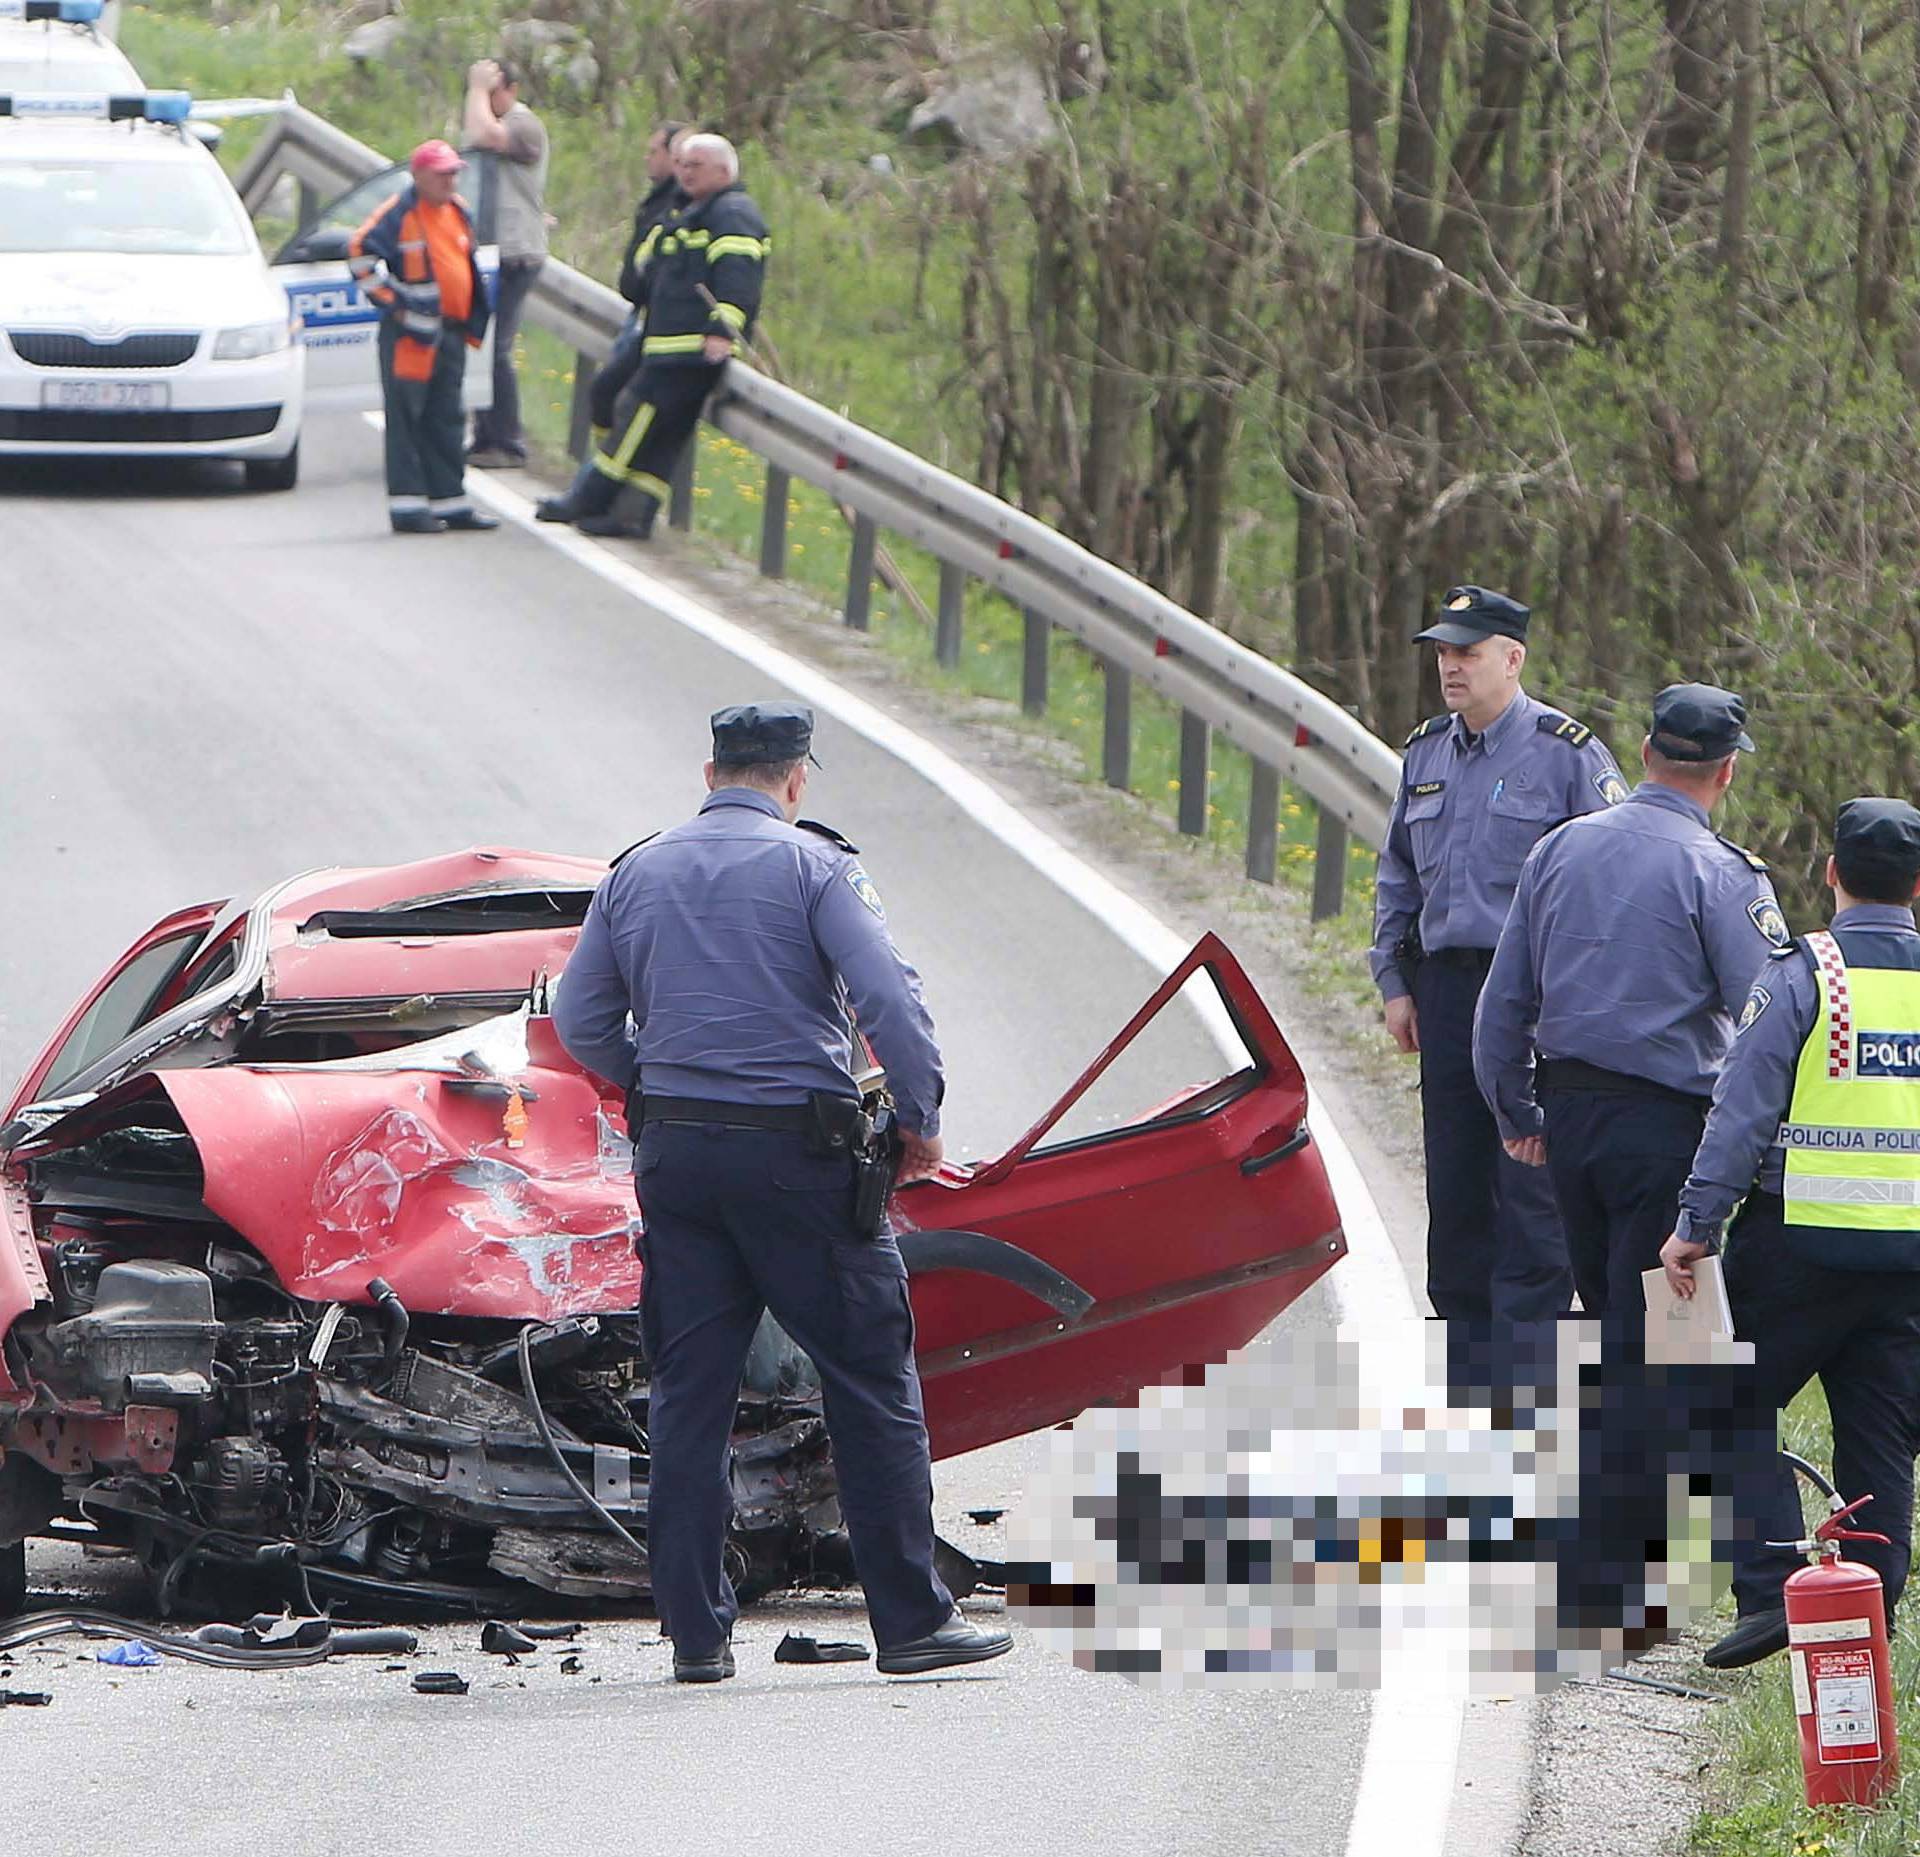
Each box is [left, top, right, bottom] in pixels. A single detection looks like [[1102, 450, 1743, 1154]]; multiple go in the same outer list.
[[0, 848, 1344, 1618]]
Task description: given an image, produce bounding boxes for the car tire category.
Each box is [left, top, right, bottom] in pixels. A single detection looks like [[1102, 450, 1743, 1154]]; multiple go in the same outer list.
[[0, 1537, 24, 1619], [245, 441, 299, 492]]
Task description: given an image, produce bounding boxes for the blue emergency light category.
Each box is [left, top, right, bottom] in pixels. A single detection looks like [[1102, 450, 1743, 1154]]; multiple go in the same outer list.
[[0, 0, 106, 20], [0, 89, 192, 122]]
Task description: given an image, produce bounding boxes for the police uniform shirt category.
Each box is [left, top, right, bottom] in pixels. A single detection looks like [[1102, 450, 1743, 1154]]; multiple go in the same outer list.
[[1676, 903, 1920, 1243], [1370, 691, 1625, 999], [552, 787, 944, 1135], [1472, 784, 1787, 1140]]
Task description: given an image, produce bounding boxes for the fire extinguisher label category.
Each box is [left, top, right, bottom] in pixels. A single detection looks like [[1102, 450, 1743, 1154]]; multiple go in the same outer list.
[[1807, 1646, 1881, 1762], [1789, 1615, 1876, 1645]]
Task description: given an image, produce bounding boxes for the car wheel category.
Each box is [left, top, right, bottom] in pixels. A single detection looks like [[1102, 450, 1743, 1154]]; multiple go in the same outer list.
[[245, 441, 299, 492], [0, 1537, 24, 1619]]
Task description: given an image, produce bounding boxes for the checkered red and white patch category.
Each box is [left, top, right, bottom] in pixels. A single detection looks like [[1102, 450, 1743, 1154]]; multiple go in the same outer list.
[[1807, 930, 1853, 1080]]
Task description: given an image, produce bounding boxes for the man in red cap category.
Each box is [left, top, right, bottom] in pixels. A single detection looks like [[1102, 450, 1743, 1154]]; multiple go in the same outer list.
[[347, 141, 499, 533]]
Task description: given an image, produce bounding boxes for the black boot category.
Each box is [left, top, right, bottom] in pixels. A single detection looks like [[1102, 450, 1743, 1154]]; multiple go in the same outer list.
[[391, 509, 446, 535]]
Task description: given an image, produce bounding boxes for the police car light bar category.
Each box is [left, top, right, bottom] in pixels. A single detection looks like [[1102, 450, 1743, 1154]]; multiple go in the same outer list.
[[0, 0, 106, 20], [0, 90, 192, 122]]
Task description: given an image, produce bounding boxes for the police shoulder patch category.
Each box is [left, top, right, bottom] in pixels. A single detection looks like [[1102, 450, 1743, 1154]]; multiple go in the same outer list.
[[1747, 894, 1791, 950], [1718, 835, 1770, 873], [845, 865, 886, 919], [1737, 984, 1773, 1033], [796, 818, 861, 856], [1593, 770, 1629, 807], [1404, 715, 1448, 749], [1537, 712, 1593, 748]]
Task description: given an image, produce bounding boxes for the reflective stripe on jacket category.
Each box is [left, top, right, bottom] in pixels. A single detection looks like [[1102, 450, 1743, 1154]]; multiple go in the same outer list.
[[628, 183, 768, 363], [349, 187, 490, 382], [1783, 929, 1920, 1247]]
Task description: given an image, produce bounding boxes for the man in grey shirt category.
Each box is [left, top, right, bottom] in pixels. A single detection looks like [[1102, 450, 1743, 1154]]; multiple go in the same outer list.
[[463, 56, 548, 466]]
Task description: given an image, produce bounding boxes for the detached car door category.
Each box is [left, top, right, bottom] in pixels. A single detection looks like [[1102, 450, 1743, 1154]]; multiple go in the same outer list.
[[269, 152, 499, 413], [895, 934, 1347, 1461]]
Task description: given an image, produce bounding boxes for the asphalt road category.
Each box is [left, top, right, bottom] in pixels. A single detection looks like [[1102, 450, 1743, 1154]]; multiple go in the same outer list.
[[0, 416, 1373, 1857]]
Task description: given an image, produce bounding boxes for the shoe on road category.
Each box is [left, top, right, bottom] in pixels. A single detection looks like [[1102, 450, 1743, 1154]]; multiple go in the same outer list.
[[390, 510, 446, 534], [1703, 1609, 1789, 1669], [465, 447, 524, 469], [876, 1610, 1014, 1676], [672, 1643, 736, 1684], [576, 513, 653, 540], [534, 497, 578, 523], [441, 509, 500, 532]]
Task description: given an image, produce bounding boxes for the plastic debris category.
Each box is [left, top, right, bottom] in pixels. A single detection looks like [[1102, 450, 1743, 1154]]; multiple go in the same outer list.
[[0, 1689, 51, 1706], [412, 1670, 469, 1695], [481, 1621, 538, 1656], [559, 1654, 584, 1676], [773, 1632, 869, 1664], [95, 1640, 160, 1668], [967, 1508, 1006, 1526]]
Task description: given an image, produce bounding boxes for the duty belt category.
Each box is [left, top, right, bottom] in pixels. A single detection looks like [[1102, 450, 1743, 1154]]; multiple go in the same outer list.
[[1535, 1057, 1710, 1109], [633, 1094, 814, 1133], [1425, 947, 1496, 971]]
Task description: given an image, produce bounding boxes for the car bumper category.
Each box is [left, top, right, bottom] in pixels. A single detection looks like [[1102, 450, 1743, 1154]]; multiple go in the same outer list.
[[0, 347, 304, 459]]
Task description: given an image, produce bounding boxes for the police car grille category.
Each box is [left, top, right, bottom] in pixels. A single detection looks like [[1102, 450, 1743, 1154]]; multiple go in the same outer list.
[[9, 332, 202, 369], [0, 406, 281, 443]]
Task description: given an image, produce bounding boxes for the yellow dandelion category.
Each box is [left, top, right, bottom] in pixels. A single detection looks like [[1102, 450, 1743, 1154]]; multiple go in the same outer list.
[[793, 544, 806, 554]]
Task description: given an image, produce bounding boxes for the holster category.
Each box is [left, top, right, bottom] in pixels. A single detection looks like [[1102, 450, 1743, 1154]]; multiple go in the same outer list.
[[845, 1090, 902, 1241], [1394, 923, 1424, 998]]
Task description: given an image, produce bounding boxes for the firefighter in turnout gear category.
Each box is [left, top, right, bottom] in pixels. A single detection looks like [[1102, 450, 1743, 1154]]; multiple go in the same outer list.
[[537, 133, 767, 540], [348, 140, 498, 534], [1663, 798, 1920, 1670]]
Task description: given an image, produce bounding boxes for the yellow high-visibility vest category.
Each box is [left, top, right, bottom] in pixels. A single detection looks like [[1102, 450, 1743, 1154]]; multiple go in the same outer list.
[[1782, 931, 1920, 1228]]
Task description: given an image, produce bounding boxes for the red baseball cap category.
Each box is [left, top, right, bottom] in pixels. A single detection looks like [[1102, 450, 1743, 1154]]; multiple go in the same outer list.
[[409, 139, 466, 175]]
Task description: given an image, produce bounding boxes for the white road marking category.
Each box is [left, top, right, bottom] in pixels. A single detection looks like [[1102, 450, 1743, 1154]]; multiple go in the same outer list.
[[453, 453, 1463, 1854]]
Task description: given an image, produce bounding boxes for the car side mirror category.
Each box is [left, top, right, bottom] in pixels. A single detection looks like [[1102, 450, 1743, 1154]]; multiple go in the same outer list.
[[283, 226, 352, 264]]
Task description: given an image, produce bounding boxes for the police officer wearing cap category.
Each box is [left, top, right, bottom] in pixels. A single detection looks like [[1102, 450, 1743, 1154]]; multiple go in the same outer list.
[[1473, 684, 1786, 1314], [1661, 798, 1920, 1669], [1372, 586, 1625, 1319], [553, 702, 1013, 1682]]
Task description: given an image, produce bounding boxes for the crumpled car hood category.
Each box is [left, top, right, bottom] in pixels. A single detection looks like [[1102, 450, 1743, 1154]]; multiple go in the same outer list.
[[158, 1061, 644, 1322]]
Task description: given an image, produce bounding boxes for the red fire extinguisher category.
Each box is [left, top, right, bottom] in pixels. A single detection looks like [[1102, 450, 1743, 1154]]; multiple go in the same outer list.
[[1778, 1451, 1899, 1810]]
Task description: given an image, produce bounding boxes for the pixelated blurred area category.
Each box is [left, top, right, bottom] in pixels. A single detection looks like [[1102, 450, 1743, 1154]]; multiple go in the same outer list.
[[1006, 1319, 1765, 1694]]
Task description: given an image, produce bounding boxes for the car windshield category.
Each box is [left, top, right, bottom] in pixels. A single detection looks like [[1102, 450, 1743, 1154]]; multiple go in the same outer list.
[[0, 157, 252, 256]]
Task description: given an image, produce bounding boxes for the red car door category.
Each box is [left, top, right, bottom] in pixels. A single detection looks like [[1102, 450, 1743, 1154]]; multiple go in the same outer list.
[[5, 900, 224, 1118], [894, 934, 1347, 1461]]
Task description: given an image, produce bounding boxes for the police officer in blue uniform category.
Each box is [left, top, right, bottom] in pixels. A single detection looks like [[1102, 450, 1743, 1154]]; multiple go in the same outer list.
[[1663, 799, 1920, 1669], [1371, 586, 1625, 1319], [1473, 684, 1785, 1314], [553, 702, 1013, 1682]]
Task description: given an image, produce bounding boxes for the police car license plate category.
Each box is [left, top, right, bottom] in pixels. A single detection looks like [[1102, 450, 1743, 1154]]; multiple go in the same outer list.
[[42, 380, 170, 411]]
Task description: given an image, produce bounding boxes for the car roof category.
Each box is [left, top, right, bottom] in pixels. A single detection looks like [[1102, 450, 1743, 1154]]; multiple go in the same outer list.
[[0, 18, 140, 88], [0, 116, 215, 165]]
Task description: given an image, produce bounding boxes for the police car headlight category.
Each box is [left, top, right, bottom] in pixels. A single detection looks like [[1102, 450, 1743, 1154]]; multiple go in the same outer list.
[[211, 320, 292, 361]]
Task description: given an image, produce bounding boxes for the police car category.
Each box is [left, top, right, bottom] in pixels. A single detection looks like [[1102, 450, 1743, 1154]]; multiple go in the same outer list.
[[0, 78, 304, 488], [0, 0, 139, 95]]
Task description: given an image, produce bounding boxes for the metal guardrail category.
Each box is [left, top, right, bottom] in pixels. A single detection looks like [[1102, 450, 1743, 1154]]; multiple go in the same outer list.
[[235, 104, 1402, 917]]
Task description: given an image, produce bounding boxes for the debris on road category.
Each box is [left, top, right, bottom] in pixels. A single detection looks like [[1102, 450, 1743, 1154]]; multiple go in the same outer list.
[[0, 1688, 51, 1706], [480, 1621, 539, 1657], [966, 1509, 1005, 1526], [94, 1641, 160, 1667], [559, 1653, 583, 1675], [411, 1671, 469, 1695], [774, 1631, 869, 1664]]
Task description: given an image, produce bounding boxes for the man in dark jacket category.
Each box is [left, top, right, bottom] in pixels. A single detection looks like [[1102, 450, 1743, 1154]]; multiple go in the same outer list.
[[537, 133, 766, 540], [349, 140, 498, 534], [584, 120, 690, 438]]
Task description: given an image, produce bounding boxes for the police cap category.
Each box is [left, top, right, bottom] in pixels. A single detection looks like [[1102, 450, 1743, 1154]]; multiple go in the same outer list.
[[1835, 797, 1920, 885], [1649, 683, 1755, 761], [711, 701, 820, 768], [1413, 585, 1530, 647]]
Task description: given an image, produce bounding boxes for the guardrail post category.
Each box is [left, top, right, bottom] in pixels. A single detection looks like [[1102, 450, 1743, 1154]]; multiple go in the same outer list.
[[845, 515, 877, 629], [1311, 805, 1351, 922], [759, 464, 789, 578], [936, 562, 964, 669], [668, 442, 695, 531], [1102, 658, 1131, 790], [566, 353, 595, 463], [1022, 608, 1049, 715], [1246, 761, 1279, 883], [1178, 713, 1209, 836]]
